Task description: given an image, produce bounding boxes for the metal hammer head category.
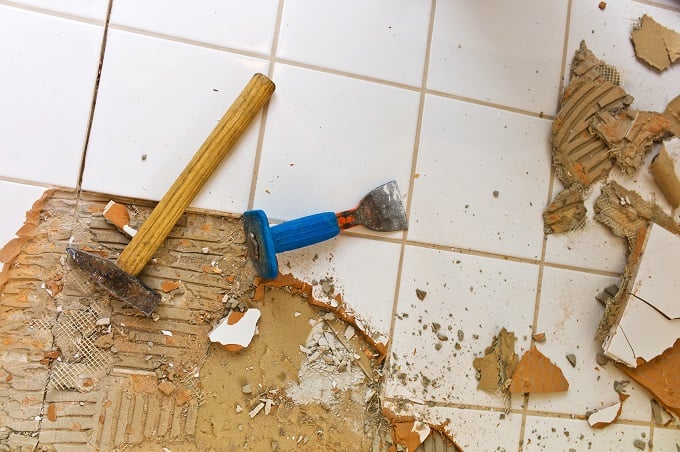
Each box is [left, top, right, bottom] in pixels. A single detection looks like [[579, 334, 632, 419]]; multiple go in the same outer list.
[[66, 248, 161, 316]]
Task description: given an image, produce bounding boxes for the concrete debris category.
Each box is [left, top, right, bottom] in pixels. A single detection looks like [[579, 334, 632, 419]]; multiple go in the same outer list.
[[286, 319, 365, 409], [587, 393, 629, 429], [208, 308, 261, 352], [472, 328, 518, 396], [543, 183, 587, 234], [509, 345, 569, 394], [566, 353, 577, 368], [547, 42, 674, 235], [532, 332, 546, 342], [631, 14, 680, 72], [650, 139, 680, 209]]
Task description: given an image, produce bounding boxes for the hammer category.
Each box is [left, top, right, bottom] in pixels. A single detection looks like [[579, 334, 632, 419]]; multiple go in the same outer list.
[[68, 73, 275, 315]]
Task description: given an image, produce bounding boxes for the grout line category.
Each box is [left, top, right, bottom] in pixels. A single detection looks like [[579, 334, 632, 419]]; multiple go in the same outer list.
[[520, 1, 573, 449], [380, 0, 438, 401], [108, 23, 270, 61], [246, 0, 285, 210], [0, 0, 105, 26], [75, 0, 114, 193]]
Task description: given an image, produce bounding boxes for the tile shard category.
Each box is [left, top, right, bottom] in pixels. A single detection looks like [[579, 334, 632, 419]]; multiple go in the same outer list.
[[601, 224, 680, 367], [650, 140, 680, 209], [631, 14, 680, 72], [509, 345, 569, 394], [208, 308, 261, 352], [543, 183, 587, 234], [587, 393, 629, 429], [617, 339, 680, 416], [472, 328, 518, 396]]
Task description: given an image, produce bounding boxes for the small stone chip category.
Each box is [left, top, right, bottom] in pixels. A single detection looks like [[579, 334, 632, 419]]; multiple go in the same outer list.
[[566, 353, 577, 367], [633, 438, 646, 450], [493, 190, 499, 198], [415, 289, 427, 301], [242, 384, 252, 394], [596, 352, 608, 366], [532, 332, 546, 342], [457, 330, 464, 341]]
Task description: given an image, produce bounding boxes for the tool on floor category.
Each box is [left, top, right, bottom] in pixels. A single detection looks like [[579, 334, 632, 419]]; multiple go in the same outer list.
[[67, 73, 276, 315], [243, 180, 408, 279]]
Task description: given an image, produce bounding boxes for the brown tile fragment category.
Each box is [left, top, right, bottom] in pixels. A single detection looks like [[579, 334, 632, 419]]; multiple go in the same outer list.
[[509, 345, 569, 394], [617, 338, 680, 416], [175, 387, 192, 406], [161, 280, 180, 293], [158, 380, 176, 396], [650, 143, 680, 208], [47, 403, 57, 422], [631, 15, 680, 72]]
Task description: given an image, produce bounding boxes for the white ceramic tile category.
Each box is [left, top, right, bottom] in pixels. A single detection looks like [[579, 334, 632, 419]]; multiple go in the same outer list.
[[254, 64, 419, 226], [110, 0, 279, 55], [567, 0, 680, 112], [653, 427, 680, 451], [0, 6, 103, 188], [385, 245, 538, 409], [384, 400, 523, 451], [530, 267, 651, 422], [428, 0, 568, 114], [523, 415, 650, 451], [409, 94, 552, 260], [82, 29, 268, 213], [0, 181, 47, 249], [6, 0, 109, 21], [275, 235, 401, 346], [277, 0, 431, 86], [544, 181, 628, 273]]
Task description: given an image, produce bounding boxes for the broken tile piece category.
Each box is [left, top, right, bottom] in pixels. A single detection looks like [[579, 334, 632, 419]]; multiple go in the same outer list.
[[602, 224, 680, 367], [650, 140, 680, 209], [631, 15, 680, 72], [208, 308, 261, 352], [619, 338, 680, 417], [103, 200, 137, 237], [587, 393, 629, 429], [509, 345, 569, 394], [472, 328, 518, 395], [543, 184, 587, 234], [161, 280, 180, 293]]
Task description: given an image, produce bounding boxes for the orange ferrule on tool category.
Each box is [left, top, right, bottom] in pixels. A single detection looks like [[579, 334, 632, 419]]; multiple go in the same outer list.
[[335, 211, 358, 230]]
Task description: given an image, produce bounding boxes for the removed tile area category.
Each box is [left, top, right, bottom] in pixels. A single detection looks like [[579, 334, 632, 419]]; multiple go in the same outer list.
[[631, 15, 680, 72]]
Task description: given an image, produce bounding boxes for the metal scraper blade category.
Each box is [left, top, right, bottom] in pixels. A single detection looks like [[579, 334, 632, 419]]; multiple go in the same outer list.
[[66, 247, 161, 316]]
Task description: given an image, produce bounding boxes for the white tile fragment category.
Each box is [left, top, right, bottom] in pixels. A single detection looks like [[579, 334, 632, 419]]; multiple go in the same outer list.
[[208, 309, 261, 349]]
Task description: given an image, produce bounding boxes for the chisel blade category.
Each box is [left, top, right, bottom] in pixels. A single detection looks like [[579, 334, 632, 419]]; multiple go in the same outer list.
[[66, 247, 161, 316]]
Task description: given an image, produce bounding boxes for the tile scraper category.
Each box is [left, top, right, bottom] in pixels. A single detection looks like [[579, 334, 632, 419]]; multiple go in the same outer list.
[[67, 73, 275, 315], [243, 180, 408, 280]]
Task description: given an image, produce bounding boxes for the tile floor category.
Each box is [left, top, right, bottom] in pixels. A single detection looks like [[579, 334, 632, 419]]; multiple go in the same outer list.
[[1, 0, 679, 450]]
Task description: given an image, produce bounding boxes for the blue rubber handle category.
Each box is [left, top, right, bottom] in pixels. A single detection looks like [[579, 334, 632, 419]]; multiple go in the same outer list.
[[270, 212, 340, 253]]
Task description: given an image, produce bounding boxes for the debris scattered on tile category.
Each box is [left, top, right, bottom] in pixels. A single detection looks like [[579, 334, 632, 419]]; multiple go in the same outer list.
[[472, 328, 518, 396], [160, 279, 180, 293], [532, 332, 546, 343], [546, 42, 673, 234], [103, 200, 137, 237], [208, 308, 261, 352], [381, 409, 461, 452], [566, 353, 577, 368], [416, 288, 427, 301], [587, 393, 629, 429], [666, 95, 680, 136], [602, 224, 680, 367], [596, 352, 609, 366], [650, 140, 680, 209], [543, 183, 587, 234], [631, 15, 680, 72], [617, 338, 680, 416], [598, 1, 606, 10], [509, 345, 569, 394]]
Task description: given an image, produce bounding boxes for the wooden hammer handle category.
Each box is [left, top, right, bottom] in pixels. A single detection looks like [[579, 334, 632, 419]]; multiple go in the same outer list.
[[117, 73, 275, 276]]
